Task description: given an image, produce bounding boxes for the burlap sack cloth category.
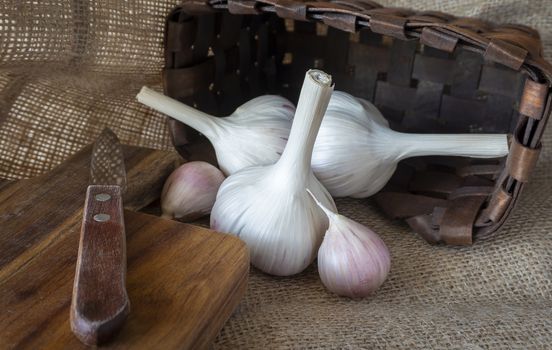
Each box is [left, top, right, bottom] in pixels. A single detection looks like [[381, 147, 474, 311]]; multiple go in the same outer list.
[[1, 0, 550, 348]]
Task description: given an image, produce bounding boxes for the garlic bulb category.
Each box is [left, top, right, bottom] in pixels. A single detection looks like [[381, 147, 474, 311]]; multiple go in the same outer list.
[[160, 161, 225, 221], [210, 69, 336, 276], [137, 87, 294, 175], [307, 190, 391, 298], [312, 91, 510, 198]]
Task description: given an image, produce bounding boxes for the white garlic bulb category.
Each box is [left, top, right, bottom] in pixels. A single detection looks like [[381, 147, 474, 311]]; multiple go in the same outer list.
[[161, 161, 225, 221], [312, 91, 510, 198], [308, 190, 391, 298], [210, 69, 336, 276], [137, 87, 294, 175]]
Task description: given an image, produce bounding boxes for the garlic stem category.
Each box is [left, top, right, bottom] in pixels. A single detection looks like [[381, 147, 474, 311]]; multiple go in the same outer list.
[[306, 188, 337, 221], [275, 70, 334, 176], [137, 87, 221, 139], [391, 132, 509, 160]]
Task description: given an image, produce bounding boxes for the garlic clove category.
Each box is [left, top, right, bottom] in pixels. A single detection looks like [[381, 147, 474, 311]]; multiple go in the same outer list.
[[318, 215, 391, 297], [161, 161, 225, 222], [307, 189, 391, 298]]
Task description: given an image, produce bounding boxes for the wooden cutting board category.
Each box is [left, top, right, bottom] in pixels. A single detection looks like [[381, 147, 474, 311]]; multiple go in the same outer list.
[[0, 145, 249, 349]]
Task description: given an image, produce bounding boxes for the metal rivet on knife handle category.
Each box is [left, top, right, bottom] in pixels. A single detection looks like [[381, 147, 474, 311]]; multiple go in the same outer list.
[[93, 213, 111, 222], [95, 193, 112, 201]]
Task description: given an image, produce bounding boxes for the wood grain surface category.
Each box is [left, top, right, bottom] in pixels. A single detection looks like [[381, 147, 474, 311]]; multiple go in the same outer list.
[[0, 145, 249, 349]]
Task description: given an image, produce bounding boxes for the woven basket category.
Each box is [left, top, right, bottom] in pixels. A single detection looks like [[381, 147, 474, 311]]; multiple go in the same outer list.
[[162, 0, 551, 245]]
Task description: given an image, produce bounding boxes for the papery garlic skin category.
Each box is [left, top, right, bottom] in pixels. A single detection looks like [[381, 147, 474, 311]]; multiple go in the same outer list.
[[211, 166, 334, 276], [312, 91, 509, 198], [137, 88, 295, 175], [210, 99, 292, 175], [161, 161, 225, 221], [318, 214, 391, 298], [312, 92, 396, 198], [210, 69, 336, 276]]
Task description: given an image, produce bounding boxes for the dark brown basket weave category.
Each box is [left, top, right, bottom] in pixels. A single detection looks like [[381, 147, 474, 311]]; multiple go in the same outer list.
[[162, 0, 551, 245]]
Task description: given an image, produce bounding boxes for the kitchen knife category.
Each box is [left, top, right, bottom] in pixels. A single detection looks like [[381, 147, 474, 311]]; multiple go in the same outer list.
[[70, 128, 130, 345]]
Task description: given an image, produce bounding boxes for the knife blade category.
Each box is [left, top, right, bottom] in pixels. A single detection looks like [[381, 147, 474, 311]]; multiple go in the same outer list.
[[70, 128, 130, 345]]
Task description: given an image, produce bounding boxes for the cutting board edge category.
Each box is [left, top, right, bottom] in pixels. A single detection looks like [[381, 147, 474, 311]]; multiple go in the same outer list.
[[191, 261, 249, 349]]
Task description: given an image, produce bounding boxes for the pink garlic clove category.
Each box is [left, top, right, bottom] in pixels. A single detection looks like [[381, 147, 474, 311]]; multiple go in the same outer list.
[[307, 189, 391, 298], [161, 161, 225, 222], [318, 215, 391, 298]]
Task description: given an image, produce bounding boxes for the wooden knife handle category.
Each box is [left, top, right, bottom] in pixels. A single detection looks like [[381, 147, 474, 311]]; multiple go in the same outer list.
[[70, 185, 130, 345]]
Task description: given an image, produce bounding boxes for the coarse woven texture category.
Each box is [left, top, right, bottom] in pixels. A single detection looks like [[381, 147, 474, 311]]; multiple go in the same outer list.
[[0, 0, 180, 180], [0, 0, 551, 349]]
